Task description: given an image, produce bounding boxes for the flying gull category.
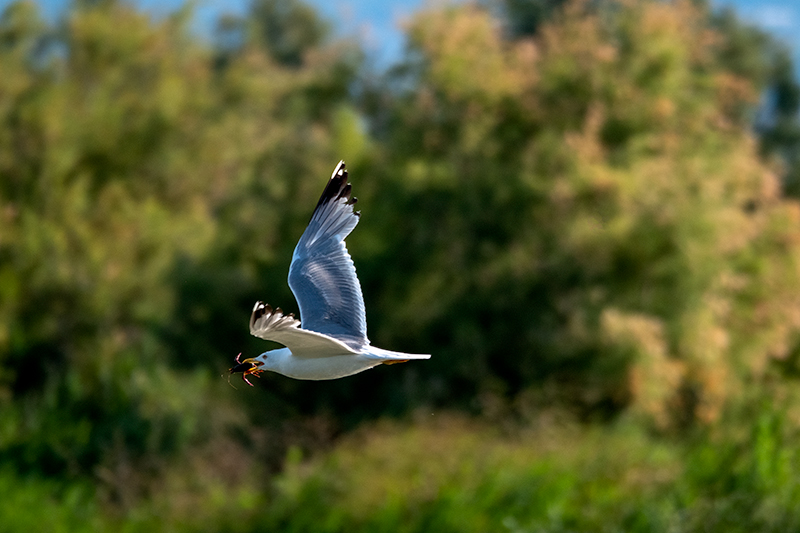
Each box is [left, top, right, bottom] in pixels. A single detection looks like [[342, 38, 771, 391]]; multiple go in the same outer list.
[[229, 161, 430, 384]]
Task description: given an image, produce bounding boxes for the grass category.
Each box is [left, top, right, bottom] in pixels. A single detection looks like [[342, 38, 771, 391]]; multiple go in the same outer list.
[[4, 406, 800, 532], [259, 408, 800, 533]]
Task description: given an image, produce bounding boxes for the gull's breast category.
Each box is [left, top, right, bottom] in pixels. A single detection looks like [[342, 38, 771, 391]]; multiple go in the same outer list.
[[278, 354, 381, 380]]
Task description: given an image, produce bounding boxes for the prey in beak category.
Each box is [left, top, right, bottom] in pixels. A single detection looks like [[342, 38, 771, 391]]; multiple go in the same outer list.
[[228, 353, 264, 387]]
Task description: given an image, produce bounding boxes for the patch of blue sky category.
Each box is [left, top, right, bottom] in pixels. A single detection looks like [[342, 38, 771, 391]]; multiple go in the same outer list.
[[1, 0, 798, 73]]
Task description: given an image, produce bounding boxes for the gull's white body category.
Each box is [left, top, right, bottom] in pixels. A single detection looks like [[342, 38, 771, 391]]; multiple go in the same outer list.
[[256, 347, 405, 380], [247, 161, 430, 380]]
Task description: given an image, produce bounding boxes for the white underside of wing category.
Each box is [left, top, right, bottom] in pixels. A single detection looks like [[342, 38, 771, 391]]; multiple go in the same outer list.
[[249, 301, 358, 358]]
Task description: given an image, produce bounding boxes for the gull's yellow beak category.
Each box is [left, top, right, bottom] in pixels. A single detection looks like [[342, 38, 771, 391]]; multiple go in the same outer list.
[[228, 353, 264, 387]]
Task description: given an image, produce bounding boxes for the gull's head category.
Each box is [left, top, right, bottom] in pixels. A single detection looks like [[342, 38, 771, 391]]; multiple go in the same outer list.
[[228, 353, 264, 387]]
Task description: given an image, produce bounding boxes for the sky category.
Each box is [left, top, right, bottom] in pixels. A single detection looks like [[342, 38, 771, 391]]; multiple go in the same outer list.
[[191, 0, 427, 66], [0, 0, 798, 72], [718, 0, 800, 66]]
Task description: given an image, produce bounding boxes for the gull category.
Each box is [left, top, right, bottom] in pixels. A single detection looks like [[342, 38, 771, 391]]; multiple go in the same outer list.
[[229, 161, 430, 384]]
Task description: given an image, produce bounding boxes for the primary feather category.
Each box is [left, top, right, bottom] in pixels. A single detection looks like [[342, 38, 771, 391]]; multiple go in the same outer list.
[[288, 161, 367, 348]]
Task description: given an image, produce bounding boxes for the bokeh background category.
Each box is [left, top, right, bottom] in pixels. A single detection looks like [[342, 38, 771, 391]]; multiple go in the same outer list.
[[2, 0, 800, 530]]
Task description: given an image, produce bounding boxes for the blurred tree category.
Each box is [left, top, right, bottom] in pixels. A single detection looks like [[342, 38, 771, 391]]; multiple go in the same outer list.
[[4, 0, 800, 524], [0, 0, 359, 513], [249, 0, 328, 67], [755, 50, 800, 195], [359, 0, 800, 429], [710, 7, 800, 197], [496, 0, 569, 37], [493, 0, 800, 197]]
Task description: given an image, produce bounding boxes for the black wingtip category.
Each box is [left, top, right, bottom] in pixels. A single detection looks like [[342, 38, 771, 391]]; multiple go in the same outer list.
[[250, 301, 270, 328], [338, 183, 352, 202], [312, 161, 356, 215]]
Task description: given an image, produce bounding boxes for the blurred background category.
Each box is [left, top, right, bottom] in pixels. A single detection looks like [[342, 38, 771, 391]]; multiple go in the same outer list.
[[2, 0, 800, 530]]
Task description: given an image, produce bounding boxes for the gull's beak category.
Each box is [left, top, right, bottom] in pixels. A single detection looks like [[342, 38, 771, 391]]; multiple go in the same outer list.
[[228, 353, 264, 387], [228, 353, 259, 374]]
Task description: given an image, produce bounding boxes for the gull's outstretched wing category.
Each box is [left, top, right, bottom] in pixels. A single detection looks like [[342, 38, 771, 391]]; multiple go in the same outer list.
[[250, 302, 358, 357], [287, 161, 368, 347]]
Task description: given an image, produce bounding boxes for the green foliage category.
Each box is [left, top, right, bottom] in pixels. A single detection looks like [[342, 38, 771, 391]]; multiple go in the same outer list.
[[249, 0, 329, 67], [360, 0, 800, 429], [5, 409, 800, 532], [0, 0, 358, 504], [0, 470, 100, 533], [709, 5, 800, 196], [256, 410, 800, 533], [496, 0, 569, 38], [2, 0, 800, 529]]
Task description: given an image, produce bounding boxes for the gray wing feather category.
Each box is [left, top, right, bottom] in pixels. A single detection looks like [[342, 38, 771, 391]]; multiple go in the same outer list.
[[250, 302, 357, 357], [287, 161, 368, 346]]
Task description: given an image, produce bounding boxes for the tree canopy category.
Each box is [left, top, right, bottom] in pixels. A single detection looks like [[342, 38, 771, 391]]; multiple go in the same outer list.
[[2, 0, 800, 529]]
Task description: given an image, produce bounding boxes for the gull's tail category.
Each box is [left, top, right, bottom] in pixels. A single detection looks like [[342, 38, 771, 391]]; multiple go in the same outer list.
[[365, 346, 431, 363]]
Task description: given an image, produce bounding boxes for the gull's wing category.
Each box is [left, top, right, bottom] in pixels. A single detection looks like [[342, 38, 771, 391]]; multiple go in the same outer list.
[[287, 161, 368, 347], [250, 302, 358, 357]]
